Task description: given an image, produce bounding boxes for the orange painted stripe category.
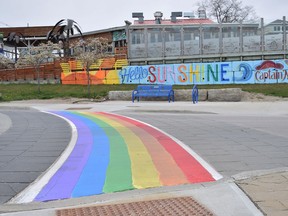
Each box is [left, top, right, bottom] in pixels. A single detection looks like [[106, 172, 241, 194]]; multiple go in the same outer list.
[[99, 112, 190, 186], [103, 112, 215, 183]]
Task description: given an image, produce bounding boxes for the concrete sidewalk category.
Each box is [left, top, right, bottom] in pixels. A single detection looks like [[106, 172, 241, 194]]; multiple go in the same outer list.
[[0, 100, 288, 215], [236, 168, 288, 216]]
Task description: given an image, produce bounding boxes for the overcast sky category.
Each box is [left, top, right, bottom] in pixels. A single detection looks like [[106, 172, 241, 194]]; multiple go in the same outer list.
[[1, 0, 287, 32]]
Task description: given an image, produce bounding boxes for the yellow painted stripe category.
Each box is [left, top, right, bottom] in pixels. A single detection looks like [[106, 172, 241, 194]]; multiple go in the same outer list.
[[101, 112, 189, 186], [84, 112, 161, 189]]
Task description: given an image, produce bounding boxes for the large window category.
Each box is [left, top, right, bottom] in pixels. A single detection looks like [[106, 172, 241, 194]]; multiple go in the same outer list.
[[243, 26, 261, 52], [222, 26, 240, 53], [131, 29, 145, 44], [183, 27, 200, 55], [183, 27, 200, 41], [222, 26, 240, 38], [164, 27, 181, 56], [130, 29, 146, 58], [148, 28, 162, 43], [203, 26, 220, 54], [164, 27, 181, 42], [147, 28, 163, 58]]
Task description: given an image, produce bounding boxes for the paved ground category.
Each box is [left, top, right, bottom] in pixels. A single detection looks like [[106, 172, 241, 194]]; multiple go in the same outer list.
[[0, 108, 71, 204], [0, 100, 287, 215], [115, 109, 288, 177]]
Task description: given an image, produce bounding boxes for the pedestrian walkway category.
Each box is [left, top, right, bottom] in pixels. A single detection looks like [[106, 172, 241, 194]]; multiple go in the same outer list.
[[236, 168, 288, 216], [0, 109, 71, 204], [0, 100, 288, 215], [22, 111, 219, 203]]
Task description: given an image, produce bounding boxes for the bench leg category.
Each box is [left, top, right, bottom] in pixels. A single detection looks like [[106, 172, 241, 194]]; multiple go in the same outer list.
[[169, 95, 174, 102], [132, 96, 138, 102], [132, 96, 139, 102]]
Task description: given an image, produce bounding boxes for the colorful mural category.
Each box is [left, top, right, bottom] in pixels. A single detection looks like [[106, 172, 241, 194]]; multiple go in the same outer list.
[[61, 59, 288, 85], [34, 111, 217, 202], [60, 58, 127, 85]]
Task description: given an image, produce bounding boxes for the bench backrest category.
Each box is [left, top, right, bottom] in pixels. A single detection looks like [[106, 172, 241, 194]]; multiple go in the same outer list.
[[136, 85, 173, 92], [132, 85, 174, 102]]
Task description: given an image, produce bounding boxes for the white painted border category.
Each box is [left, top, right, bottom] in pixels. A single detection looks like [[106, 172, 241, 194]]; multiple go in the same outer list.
[[9, 111, 222, 204], [8, 111, 78, 204], [108, 112, 223, 181]]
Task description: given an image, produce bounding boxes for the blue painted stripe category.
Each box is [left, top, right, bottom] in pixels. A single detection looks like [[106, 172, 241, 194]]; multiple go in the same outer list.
[[71, 111, 110, 197], [35, 111, 94, 201]]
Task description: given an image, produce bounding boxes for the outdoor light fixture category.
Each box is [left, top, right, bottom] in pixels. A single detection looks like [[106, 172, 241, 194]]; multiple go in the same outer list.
[[125, 20, 132, 25]]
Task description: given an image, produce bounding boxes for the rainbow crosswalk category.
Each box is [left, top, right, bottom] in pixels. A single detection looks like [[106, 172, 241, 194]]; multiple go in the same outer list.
[[34, 111, 218, 202]]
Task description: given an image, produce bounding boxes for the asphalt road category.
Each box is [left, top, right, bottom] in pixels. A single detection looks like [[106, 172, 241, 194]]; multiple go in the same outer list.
[[0, 109, 71, 204], [0, 100, 288, 216], [115, 108, 288, 177]]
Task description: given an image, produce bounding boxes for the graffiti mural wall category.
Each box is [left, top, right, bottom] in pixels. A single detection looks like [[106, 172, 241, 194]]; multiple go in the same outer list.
[[61, 59, 288, 85]]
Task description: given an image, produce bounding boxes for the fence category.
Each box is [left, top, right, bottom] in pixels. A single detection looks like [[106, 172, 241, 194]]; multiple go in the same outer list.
[[128, 17, 288, 64], [0, 61, 62, 83]]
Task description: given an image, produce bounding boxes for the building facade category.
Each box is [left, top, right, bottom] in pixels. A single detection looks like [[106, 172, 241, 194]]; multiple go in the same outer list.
[[1, 13, 288, 86], [127, 14, 288, 65]]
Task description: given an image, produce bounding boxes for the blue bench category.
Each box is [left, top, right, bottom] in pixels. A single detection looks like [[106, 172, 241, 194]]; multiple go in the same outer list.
[[132, 85, 175, 102]]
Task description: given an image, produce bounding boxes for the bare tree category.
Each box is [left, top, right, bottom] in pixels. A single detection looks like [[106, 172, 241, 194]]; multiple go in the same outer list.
[[71, 38, 111, 98], [16, 42, 60, 93], [0, 55, 14, 69], [198, 0, 258, 23]]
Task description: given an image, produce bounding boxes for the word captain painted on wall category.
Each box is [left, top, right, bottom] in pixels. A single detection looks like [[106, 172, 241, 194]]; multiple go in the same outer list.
[[61, 59, 288, 85]]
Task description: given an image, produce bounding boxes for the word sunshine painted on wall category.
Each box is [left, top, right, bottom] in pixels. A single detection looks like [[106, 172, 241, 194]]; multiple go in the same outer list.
[[61, 59, 288, 85], [119, 60, 288, 85]]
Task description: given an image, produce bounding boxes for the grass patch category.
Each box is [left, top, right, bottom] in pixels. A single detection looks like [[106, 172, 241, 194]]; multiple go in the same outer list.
[[0, 84, 137, 102], [0, 83, 287, 102]]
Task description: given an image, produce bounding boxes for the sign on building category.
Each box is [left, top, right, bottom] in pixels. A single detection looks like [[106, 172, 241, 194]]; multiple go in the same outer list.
[[0, 32, 3, 54]]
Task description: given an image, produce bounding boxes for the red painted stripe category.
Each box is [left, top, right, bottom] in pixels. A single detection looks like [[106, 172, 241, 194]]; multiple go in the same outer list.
[[101, 113, 215, 183], [98, 112, 189, 186]]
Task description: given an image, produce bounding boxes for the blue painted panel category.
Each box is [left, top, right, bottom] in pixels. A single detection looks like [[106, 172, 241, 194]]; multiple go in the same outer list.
[[119, 59, 288, 85]]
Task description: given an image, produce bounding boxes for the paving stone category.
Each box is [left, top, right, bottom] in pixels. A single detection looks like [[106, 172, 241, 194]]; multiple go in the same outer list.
[[20, 151, 62, 157], [0, 172, 40, 183], [9, 183, 28, 194], [260, 201, 288, 214], [0, 110, 71, 203], [279, 199, 288, 209], [0, 151, 23, 156], [237, 171, 288, 216], [0, 196, 11, 204], [0, 184, 15, 196], [0, 161, 51, 172], [117, 112, 288, 176]]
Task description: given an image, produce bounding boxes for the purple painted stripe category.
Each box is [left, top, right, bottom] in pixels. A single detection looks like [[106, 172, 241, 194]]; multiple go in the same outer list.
[[34, 111, 93, 201]]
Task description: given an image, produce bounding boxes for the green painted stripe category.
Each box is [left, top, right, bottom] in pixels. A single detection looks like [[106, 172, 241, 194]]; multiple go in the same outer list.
[[76, 112, 134, 193]]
